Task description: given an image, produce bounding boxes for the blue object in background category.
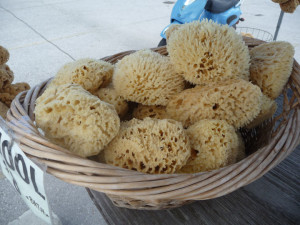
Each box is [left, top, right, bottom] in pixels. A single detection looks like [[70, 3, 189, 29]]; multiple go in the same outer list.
[[160, 0, 242, 39]]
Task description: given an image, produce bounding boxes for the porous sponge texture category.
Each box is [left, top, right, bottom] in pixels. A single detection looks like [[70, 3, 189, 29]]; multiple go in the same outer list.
[[0, 64, 14, 89], [180, 120, 240, 173], [0, 46, 9, 65], [104, 118, 191, 174], [280, 0, 299, 13], [93, 86, 128, 118], [167, 20, 250, 85], [0, 83, 30, 106], [166, 79, 262, 128], [246, 94, 277, 129], [250, 41, 295, 99], [0, 101, 9, 119], [113, 49, 185, 106], [50, 58, 114, 92], [34, 84, 120, 157], [132, 105, 168, 120]]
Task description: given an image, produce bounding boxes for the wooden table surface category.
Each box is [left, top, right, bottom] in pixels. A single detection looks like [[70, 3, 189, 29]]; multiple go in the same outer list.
[[87, 145, 300, 225]]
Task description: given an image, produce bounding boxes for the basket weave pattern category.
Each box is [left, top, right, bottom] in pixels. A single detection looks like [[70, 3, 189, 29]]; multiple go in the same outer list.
[[6, 38, 300, 210]]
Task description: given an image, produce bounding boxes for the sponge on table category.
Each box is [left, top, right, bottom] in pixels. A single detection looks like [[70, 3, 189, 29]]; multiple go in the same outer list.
[[113, 49, 185, 106], [166, 79, 262, 128], [0, 64, 14, 89], [93, 86, 128, 118], [34, 84, 120, 157], [0, 82, 30, 106], [0, 46, 9, 65], [167, 20, 250, 85], [250, 41, 295, 99], [180, 119, 240, 173], [50, 58, 114, 92], [104, 118, 191, 174]]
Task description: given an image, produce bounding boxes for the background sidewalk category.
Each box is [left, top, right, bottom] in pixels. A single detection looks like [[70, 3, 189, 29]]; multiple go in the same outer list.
[[0, 0, 299, 224]]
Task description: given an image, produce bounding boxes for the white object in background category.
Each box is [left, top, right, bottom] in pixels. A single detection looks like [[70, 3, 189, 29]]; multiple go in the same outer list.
[[0, 119, 53, 224]]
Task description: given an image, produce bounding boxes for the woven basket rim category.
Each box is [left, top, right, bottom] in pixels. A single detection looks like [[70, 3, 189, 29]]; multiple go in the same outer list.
[[5, 37, 300, 202]]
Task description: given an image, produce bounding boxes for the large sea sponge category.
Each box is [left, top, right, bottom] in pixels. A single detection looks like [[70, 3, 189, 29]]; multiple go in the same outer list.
[[180, 119, 241, 173], [104, 118, 191, 174], [250, 41, 294, 99], [50, 58, 114, 92], [113, 49, 185, 106], [35, 84, 120, 157], [166, 79, 262, 128], [167, 20, 250, 85]]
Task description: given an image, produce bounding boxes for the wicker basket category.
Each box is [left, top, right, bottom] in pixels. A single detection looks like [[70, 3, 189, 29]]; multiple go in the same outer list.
[[6, 37, 300, 210]]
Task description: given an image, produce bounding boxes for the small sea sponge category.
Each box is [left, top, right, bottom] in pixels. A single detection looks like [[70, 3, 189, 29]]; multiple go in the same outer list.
[[0, 83, 30, 107], [0, 64, 14, 89], [250, 41, 295, 99], [34, 84, 120, 157], [167, 20, 250, 85], [0, 101, 9, 119], [113, 49, 185, 106], [280, 0, 299, 13], [246, 94, 277, 129], [180, 120, 240, 173], [93, 86, 128, 118], [166, 79, 262, 128], [49, 58, 114, 92], [104, 118, 191, 174], [0, 46, 9, 65], [132, 104, 168, 120]]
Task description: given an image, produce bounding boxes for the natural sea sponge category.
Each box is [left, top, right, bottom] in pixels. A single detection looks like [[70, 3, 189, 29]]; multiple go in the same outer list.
[[0, 101, 9, 119], [34, 84, 120, 157], [166, 79, 262, 128], [0, 46, 9, 65], [280, 0, 299, 13], [167, 20, 250, 85], [93, 86, 128, 118], [0, 64, 14, 89], [132, 104, 168, 120], [246, 94, 277, 129], [0, 83, 30, 106], [165, 24, 181, 41], [250, 41, 294, 99], [180, 120, 240, 173], [49, 58, 114, 92], [113, 49, 185, 106], [104, 118, 191, 174]]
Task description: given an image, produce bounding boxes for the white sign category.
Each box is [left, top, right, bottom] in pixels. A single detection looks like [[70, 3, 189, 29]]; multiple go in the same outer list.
[[0, 120, 52, 224]]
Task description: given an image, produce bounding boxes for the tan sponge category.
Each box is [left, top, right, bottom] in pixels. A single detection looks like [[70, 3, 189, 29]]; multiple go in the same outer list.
[[104, 118, 191, 174], [0, 64, 14, 90], [50, 58, 114, 92], [280, 0, 299, 13], [132, 104, 168, 120], [113, 49, 185, 106], [167, 20, 250, 85], [0, 46, 9, 65], [246, 94, 277, 129], [250, 41, 294, 99], [166, 79, 262, 128], [0, 83, 30, 106], [180, 120, 242, 173], [93, 86, 128, 118], [35, 84, 120, 157]]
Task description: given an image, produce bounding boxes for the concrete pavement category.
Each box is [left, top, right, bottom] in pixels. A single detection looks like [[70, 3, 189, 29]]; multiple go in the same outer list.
[[0, 0, 299, 224]]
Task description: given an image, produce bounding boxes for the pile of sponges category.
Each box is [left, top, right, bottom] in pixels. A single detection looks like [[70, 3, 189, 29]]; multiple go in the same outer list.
[[0, 46, 30, 119], [34, 20, 295, 174], [272, 0, 299, 13]]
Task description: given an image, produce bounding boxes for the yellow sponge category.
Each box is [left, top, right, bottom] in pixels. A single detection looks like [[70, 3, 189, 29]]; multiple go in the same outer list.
[[35, 84, 120, 157], [180, 119, 241, 173], [104, 118, 191, 174], [50, 58, 114, 92], [132, 104, 168, 120], [94, 86, 128, 118], [167, 20, 250, 85], [113, 49, 185, 106], [246, 94, 277, 129], [250, 41, 295, 99], [166, 79, 262, 128]]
